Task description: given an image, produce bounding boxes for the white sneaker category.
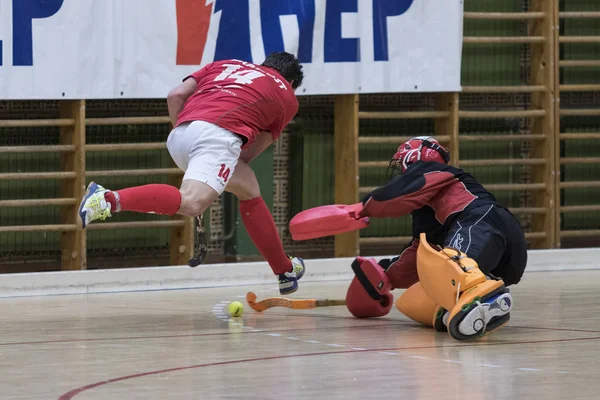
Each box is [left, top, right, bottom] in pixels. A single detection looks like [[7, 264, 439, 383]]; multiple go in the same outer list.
[[78, 182, 112, 228], [278, 256, 305, 295], [457, 292, 513, 336]]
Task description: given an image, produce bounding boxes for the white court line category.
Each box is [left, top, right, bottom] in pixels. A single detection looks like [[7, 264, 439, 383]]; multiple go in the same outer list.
[[519, 368, 541, 372], [478, 363, 502, 368], [326, 343, 345, 347], [379, 352, 398, 355], [409, 356, 429, 359], [304, 340, 321, 344], [444, 360, 463, 364]]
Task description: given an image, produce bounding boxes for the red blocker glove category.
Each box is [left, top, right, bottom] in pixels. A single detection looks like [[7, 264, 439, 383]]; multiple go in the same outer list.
[[346, 278, 393, 318], [289, 203, 369, 241], [346, 257, 394, 318]]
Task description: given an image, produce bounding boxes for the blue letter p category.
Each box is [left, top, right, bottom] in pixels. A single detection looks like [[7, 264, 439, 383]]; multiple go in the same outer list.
[[13, 0, 64, 66]]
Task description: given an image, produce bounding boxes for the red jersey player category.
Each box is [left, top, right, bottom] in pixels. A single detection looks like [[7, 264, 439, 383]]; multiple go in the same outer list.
[[79, 52, 306, 295]]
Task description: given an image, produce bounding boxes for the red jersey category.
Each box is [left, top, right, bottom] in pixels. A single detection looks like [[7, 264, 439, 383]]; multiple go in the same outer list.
[[175, 59, 299, 147]]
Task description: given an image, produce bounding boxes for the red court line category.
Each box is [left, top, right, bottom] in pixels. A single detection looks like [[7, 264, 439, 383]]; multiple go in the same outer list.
[[57, 335, 600, 400]]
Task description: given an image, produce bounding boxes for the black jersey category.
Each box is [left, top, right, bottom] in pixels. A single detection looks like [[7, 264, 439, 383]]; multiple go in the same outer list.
[[360, 161, 499, 245]]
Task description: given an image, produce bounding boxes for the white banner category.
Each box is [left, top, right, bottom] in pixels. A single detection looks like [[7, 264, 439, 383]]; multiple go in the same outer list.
[[0, 0, 463, 99]]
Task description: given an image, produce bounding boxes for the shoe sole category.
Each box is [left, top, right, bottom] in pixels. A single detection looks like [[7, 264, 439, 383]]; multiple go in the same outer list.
[[279, 258, 304, 295], [457, 293, 513, 337], [78, 182, 98, 229], [279, 280, 298, 295]]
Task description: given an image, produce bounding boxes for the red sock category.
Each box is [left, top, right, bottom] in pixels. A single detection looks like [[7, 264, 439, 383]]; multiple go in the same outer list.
[[104, 184, 181, 215], [240, 197, 292, 275]]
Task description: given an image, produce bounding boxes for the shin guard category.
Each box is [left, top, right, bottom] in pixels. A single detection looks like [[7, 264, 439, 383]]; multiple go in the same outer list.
[[395, 282, 438, 328], [416, 233, 511, 340]]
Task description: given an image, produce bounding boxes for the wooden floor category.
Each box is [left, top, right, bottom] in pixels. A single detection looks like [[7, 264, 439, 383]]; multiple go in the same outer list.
[[1, 270, 600, 399]]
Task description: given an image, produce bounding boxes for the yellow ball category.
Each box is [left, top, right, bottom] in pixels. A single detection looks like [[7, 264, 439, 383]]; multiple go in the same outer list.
[[228, 301, 244, 317]]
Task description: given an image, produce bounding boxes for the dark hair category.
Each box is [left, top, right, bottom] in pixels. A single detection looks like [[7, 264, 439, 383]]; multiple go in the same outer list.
[[261, 52, 304, 90]]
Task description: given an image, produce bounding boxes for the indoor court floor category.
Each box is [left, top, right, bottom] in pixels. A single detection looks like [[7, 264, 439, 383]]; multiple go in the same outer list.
[[1, 270, 599, 399]]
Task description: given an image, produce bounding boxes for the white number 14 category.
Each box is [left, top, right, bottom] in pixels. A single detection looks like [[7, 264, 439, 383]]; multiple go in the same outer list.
[[214, 64, 265, 84]]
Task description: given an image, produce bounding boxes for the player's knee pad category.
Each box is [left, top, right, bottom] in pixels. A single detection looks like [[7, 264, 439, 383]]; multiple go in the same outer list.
[[395, 282, 437, 328], [346, 257, 393, 318], [416, 233, 512, 340], [346, 277, 393, 318]]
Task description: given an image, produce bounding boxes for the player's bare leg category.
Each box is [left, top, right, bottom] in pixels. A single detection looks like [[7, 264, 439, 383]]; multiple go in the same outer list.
[[80, 120, 239, 229], [178, 180, 220, 216], [226, 160, 305, 295]]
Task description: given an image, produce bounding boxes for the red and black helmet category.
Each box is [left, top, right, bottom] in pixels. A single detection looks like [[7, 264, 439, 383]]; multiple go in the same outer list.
[[388, 136, 450, 177]]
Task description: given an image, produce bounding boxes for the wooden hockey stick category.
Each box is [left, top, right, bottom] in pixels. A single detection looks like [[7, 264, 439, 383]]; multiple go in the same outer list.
[[246, 292, 347, 312]]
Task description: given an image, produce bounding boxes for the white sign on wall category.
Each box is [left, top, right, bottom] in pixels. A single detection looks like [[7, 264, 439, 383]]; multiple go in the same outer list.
[[0, 0, 463, 99]]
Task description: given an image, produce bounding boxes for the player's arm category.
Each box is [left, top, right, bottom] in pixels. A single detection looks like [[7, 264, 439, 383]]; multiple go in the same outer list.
[[239, 97, 297, 164], [239, 131, 274, 164], [359, 163, 456, 218], [167, 78, 197, 126], [167, 64, 213, 126]]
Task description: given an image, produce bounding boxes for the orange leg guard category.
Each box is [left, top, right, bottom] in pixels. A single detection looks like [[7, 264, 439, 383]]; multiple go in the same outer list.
[[395, 282, 438, 328], [416, 233, 511, 340]]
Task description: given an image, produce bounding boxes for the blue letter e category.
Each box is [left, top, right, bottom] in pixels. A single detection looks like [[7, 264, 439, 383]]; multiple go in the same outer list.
[[324, 0, 359, 62], [13, 0, 64, 66]]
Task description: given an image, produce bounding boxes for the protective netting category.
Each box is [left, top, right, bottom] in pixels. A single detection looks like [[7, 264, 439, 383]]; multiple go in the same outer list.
[[0, 102, 62, 265], [0, 100, 226, 269], [85, 103, 172, 260], [559, 0, 600, 247]]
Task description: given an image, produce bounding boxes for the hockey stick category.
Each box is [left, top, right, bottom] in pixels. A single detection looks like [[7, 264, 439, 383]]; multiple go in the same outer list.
[[188, 214, 208, 267], [246, 292, 346, 312]]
